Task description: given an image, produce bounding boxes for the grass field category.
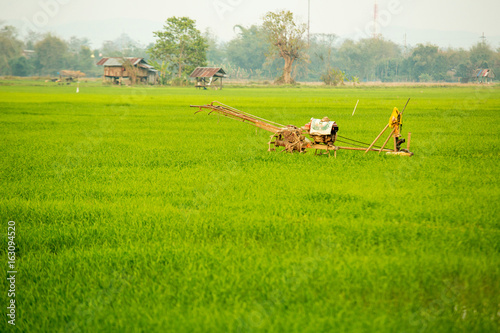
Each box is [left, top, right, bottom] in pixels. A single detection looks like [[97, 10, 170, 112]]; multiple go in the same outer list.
[[1, 81, 499, 332]]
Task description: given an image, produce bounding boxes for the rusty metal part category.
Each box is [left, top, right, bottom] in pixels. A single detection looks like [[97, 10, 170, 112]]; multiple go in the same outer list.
[[190, 101, 283, 133], [269, 126, 308, 153]]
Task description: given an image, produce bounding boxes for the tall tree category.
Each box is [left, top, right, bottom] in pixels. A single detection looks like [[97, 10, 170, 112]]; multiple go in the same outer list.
[[148, 17, 207, 78], [307, 33, 338, 81], [101, 40, 123, 57], [68, 36, 90, 54], [226, 25, 267, 72], [0, 25, 23, 75], [66, 36, 92, 71], [9, 56, 33, 76], [469, 42, 494, 69], [404, 44, 447, 81], [335, 39, 363, 79], [336, 38, 401, 81], [25, 29, 42, 50], [204, 28, 226, 66], [262, 10, 307, 84], [121, 58, 138, 85], [34, 34, 68, 75], [77, 46, 94, 72], [444, 48, 470, 80]]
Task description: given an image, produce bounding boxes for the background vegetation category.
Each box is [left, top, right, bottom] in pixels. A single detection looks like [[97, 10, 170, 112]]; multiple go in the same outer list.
[[1, 13, 499, 83]]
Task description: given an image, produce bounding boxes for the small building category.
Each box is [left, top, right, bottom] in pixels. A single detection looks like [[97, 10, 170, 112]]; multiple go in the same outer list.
[[97, 57, 159, 85], [22, 50, 35, 59], [189, 67, 227, 90], [475, 69, 495, 83]]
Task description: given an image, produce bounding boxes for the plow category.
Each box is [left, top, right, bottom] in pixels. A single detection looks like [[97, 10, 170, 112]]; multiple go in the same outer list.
[[190, 99, 413, 157]]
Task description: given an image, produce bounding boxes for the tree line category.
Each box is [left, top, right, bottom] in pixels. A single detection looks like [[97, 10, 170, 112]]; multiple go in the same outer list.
[[1, 10, 499, 84]]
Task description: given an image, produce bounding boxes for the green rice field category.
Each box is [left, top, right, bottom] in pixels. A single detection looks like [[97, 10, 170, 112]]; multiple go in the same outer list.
[[1, 81, 499, 332]]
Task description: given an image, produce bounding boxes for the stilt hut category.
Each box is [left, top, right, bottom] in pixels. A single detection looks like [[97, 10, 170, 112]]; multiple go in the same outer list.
[[190, 67, 227, 90], [97, 57, 159, 85], [475, 69, 495, 83]]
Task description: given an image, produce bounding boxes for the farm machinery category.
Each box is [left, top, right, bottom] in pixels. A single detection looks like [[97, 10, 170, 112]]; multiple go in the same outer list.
[[190, 100, 413, 157]]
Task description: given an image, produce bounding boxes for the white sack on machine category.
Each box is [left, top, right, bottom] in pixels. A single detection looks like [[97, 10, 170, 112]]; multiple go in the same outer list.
[[309, 118, 337, 135]]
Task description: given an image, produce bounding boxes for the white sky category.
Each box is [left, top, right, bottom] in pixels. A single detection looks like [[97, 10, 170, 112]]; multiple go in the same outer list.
[[2, 0, 500, 48]]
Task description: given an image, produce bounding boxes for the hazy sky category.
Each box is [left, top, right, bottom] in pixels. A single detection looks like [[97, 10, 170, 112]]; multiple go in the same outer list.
[[2, 0, 500, 48]]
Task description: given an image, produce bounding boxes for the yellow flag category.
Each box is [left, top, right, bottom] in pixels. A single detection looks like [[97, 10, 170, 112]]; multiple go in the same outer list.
[[389, 107, 402, 128]]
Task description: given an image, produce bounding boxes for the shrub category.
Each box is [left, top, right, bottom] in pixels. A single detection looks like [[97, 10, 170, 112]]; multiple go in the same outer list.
[[418, 73, 433, 82], [171, 77, 190, 86], [321, 68, 345, 86]]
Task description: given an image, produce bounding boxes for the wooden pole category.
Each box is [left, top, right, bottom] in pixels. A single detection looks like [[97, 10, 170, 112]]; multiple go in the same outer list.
[[378, 128, 395, 155], [400, 98, 411, 116], [364, 123, 389, 154], [336, 146, 392, 152], [352, 100, 359, 116]]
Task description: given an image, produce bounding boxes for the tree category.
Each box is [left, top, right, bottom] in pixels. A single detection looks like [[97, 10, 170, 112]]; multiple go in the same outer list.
[[262, 10, 307, 84], [226, 25, 267, 72], [204, 28, 226, 66], [456, 63, 470, 79], [469, 42, 494, 69], [121, 58, 138, 85], [34, 34, 68, 75], [148, 16, 207, 78], [321, 68, 345, 86], [335, 38, 401, 81], [404, 44, 447, 81], [25, 29, 42, 50], [307, 33, 338, 81], [77, 46, 95, 73], [9, 56, 33, 76], [99, 34, 147, 58], [445, 48, 470, 80], [149, 59, 171, 85], [65, 36, 94, 72], [335, 39, 363, 79], [68, 36, 90, 54], [0, 25, 23, 75], [101, 40, 123, 57], [363, 38, 401, 81]]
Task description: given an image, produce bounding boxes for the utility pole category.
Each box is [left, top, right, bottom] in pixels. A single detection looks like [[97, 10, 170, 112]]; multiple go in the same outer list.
[[308, 0, 311, 45], [373, 0, 378, 39], [480, 32, 486, 45], [404, 33, 407, 57]]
